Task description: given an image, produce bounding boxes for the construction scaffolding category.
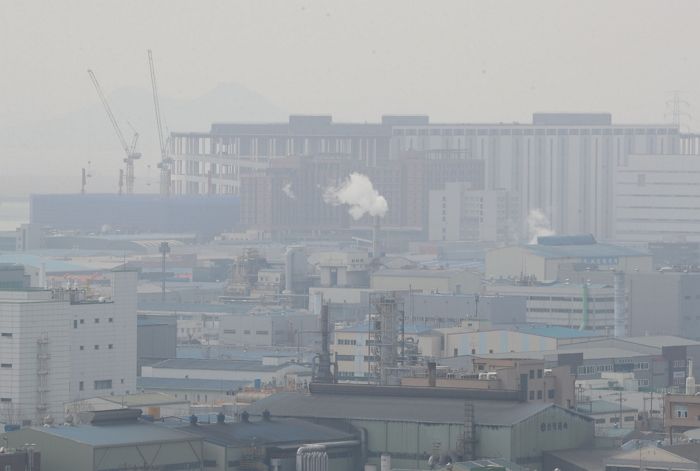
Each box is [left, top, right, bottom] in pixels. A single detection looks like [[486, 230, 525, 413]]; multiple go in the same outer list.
[[457, 401, 476, 461], [368, 293, 403, 385]]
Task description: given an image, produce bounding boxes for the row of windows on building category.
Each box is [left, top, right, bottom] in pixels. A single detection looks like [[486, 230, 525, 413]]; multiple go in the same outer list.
[[78, 344, 114, 351], [73, 317, 114, 328], [594, 416, 636, 424], [539, 421, 568, 432], [335, 355, 379, 362], [529, 389, 555, 400], [529, 308, 614, 314], [577, 362, 650, 375], [529, 296, 615, 302]]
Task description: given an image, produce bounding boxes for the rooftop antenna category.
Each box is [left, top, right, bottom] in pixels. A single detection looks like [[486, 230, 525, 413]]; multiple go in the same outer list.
[[666, 90, 692, 132]]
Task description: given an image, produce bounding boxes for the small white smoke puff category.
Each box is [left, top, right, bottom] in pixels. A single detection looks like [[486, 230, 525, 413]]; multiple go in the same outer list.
[[527, 209, 555, 243], [282, 182, 295, 199], [323, 173, 388, 220]]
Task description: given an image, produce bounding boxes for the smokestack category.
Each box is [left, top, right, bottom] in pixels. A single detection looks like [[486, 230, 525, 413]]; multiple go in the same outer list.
[[687, 359, 696, 395], [372, 216, 381, 258], [614, 271, 626, 337], [314, 303, 334, 383]]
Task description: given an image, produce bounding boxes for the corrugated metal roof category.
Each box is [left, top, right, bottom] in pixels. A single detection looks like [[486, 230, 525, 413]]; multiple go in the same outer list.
[[178, 418, 354, 447], [244, 392, 586, 427], [30, 422, 199, 447]]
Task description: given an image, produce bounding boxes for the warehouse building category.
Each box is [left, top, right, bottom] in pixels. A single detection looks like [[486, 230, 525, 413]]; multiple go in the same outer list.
[[485, 281, 615, 332], [136, 377, 251, 405], [1, 409, 204, 471], [371, 268, 482, 294], [171, 113, 683, 240], [141, 358, 309, 387], [30, 193, 240, 236], [245, 388, 594, 469], [485, 234, 652, 281], [177, 414, 359, 471]]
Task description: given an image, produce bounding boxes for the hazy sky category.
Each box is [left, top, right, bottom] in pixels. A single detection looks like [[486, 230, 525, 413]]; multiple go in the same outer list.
[[1, 0, 700, 193], [2, 0, 700, 126]]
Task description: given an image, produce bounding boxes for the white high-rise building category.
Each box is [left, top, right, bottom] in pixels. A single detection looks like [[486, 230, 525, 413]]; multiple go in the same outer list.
[[428, 183, 520, 243], [615, 154, 700, 243], [169, 113, 686, 240], [0, 267, 137, 425]]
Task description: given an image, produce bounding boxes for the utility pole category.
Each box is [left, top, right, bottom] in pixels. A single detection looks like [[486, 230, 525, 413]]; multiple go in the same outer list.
[[159, 242, 170, 302]]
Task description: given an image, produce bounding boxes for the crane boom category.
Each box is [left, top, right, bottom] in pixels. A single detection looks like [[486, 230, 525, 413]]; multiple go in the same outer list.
[[88, 69, 130, 155], [88, 69, 140, 195], [148, 49, 172, 197]]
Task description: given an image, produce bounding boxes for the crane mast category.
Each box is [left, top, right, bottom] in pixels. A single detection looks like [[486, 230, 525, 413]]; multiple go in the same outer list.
[[87, 69, 141, 195], [148, 50, 172, 197]]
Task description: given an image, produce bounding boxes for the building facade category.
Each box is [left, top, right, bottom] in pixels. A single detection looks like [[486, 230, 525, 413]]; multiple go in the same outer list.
[[429, 184, 520, 243], [171, 113, 681, 240], [615, 154, 700, 243], [0, 269, 137, 425]]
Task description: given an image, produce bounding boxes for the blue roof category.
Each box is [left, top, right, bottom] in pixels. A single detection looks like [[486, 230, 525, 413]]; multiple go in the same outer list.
[[510, 324, 600, 339]]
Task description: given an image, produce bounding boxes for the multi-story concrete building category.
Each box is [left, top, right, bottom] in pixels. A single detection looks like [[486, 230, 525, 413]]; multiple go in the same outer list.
[[486, 234, 652, 282], [615, 154, 700, 243], [627, 271, 700, 340], [429, 184, 520, 243], [485, 281, 615, 332], [173, 112, 684, 238], [371, 268, 482, 294], [0, 267, 137, 425], [332, 323, 433, 382], [239, 152, 484, 233], [218, 311, 318, 347], [392, 113, 680, 240]]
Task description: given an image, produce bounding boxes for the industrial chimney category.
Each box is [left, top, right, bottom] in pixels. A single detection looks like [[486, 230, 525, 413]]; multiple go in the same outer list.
[[613, 271, 626, 337], [687, 359, 696, 395]]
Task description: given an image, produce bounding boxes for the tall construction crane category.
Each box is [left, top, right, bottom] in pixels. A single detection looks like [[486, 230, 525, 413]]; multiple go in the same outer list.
[[148, 50, 172, 197], [87, 69, 141, 195]]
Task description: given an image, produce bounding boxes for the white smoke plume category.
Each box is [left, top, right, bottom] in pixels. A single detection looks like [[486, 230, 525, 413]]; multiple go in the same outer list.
[[527, 209, 555, 243], [282, 182, 295, 199], [323, 173, 388, 220]]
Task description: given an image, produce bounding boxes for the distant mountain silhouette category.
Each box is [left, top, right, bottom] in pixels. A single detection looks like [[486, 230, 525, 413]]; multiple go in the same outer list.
[[0, 83, 287, 192]]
